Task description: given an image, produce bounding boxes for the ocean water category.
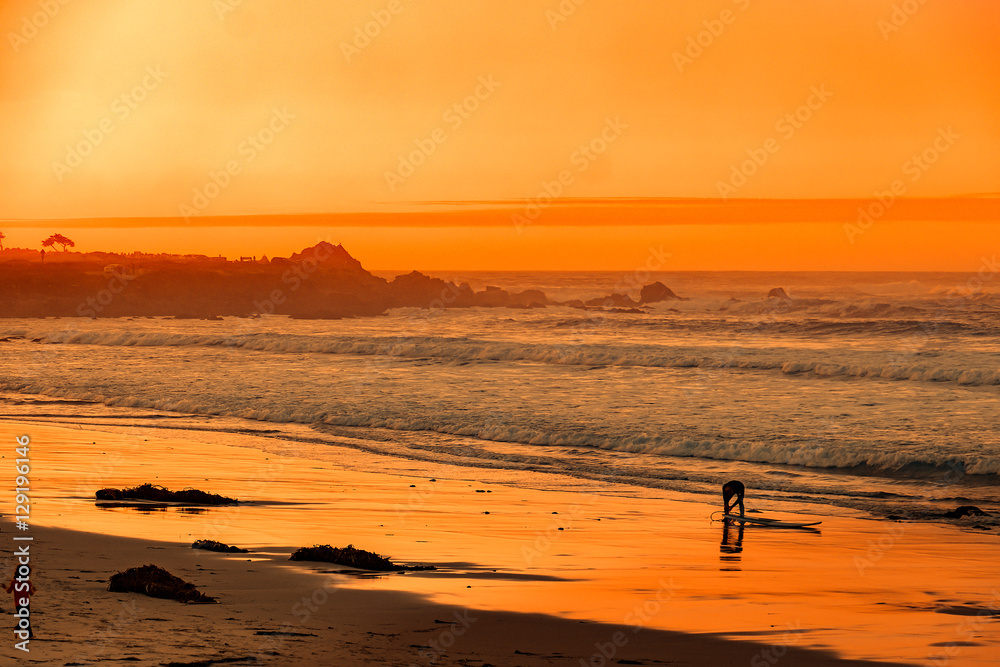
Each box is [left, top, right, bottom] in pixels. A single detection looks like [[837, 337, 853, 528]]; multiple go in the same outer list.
[[2, 271, 998, 524]]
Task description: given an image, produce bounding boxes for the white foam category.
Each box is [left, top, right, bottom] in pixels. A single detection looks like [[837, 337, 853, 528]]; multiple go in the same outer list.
[[25, 329, 1000, 387]]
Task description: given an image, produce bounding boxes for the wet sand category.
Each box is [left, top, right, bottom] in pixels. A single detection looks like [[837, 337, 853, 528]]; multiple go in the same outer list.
[[1, 520, 919, 666], [1, 419, 998, 665]]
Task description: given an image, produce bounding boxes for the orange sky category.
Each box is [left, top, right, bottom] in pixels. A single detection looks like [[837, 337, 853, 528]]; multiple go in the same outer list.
[[0, 0, 997, 269]]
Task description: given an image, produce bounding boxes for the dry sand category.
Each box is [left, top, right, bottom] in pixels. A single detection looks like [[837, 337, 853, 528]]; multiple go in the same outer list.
[[0, 419, 997, 665]]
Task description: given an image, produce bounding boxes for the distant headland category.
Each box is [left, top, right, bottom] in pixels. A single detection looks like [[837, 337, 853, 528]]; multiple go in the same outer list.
[[0, 241, 683, 319]]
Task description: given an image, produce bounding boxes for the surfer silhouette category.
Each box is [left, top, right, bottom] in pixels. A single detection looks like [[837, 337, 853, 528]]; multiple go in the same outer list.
[[722, 480, 745, 517]]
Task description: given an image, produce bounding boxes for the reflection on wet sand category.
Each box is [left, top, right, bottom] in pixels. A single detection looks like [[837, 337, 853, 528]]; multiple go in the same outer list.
[[720, 519, 745, 570]]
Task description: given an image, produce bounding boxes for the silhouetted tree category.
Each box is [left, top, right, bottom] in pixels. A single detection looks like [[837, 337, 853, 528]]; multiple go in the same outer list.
[[43, 234, 75, 252]]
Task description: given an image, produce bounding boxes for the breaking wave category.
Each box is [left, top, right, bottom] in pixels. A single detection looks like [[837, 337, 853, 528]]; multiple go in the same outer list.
[[2, 380, 998, 479], [18, 330, 1000, 387]]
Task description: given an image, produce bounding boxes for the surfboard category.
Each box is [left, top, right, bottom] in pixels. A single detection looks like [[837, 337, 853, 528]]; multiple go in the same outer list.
[[723, 513, 822, 528]]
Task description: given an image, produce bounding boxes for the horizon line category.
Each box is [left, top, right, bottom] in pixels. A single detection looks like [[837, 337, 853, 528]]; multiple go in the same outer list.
[[2, 196, 998, 228]]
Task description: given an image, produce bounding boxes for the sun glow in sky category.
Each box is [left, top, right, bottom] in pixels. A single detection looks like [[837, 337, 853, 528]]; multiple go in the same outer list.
[[0, 0, 997, 269]]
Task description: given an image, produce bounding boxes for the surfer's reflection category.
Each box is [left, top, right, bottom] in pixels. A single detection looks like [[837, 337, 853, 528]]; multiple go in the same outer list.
[[720, 519, 744, 566]]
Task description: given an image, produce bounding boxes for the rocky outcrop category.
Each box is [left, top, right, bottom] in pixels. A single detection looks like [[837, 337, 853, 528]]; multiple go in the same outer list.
[[471, 286, 547, 308], [0, 245, 386, 318], [943, 505, 985, 519], [0, 243, 561, 318], [580, 283, 685, 310], [385, 271, 470, 309], [639, 282, 683, 304], [289, 241, 364, 273], [584, 293, 639, 308], [767, 287, 791, 299]]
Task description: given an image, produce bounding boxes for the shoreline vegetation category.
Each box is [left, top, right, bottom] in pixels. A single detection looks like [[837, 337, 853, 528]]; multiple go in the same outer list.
[[0, 241, 686, 318]]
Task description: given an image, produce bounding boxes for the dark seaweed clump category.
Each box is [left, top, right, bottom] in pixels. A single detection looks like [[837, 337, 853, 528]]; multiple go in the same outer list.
[[289, 544, 435, 571], [108, 564, 217, 604], [192, 539, 249, 553], [96, 483, 238, 505]]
